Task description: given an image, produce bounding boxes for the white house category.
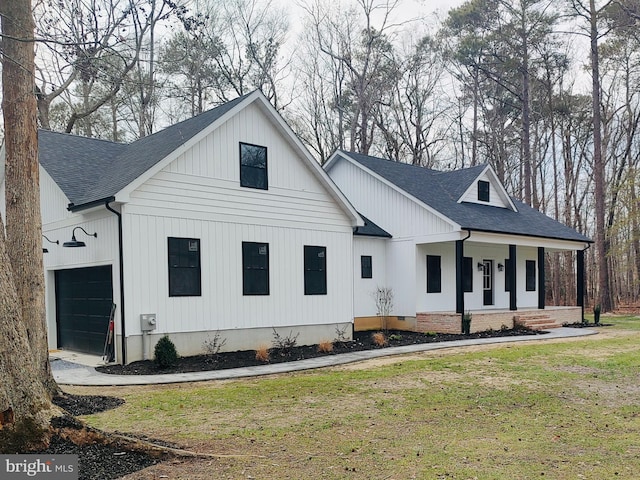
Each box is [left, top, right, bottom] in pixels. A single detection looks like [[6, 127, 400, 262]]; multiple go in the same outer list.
[[324, 150, 592, 333], [1, 91, 362, 364]]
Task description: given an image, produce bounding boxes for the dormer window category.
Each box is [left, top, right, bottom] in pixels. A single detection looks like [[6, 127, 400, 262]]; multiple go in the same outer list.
[[478, 180, 490, 202]]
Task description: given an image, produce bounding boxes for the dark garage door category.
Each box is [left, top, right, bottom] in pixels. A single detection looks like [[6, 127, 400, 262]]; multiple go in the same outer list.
[[55, 266, 113, 355]]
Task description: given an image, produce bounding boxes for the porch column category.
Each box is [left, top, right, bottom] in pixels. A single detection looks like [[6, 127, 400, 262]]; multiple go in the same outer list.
[[577, 248, 585, 321], [455, 239, 464, 314], [509, 244, 517, 310], [538, 247, 545, 309]]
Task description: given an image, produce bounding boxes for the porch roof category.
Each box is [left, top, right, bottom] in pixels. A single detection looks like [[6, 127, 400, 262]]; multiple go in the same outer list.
[[342, 152, 592, 244]]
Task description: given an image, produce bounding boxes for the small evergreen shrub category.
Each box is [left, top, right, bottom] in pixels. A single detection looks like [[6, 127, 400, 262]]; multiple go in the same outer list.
[[154, 335, 178, 368], [462, 311, 472, 335], [593, 304, 601, 325]]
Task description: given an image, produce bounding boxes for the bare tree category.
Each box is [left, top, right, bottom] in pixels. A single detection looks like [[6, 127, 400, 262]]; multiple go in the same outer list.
[[305, 0, 400, 155]]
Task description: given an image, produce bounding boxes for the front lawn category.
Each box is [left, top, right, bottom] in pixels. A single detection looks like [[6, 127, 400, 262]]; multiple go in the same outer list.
[[68, 316, 640, 479]]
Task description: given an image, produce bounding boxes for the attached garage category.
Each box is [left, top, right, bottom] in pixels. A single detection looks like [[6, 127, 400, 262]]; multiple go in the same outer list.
[[55, 266, 113, 355]]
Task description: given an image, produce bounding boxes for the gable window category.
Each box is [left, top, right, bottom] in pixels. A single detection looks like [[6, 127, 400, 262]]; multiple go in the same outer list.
[[242, 242, 270, 295], [168, 237, 201, 297], [361, 255, 373, 279], [478, 180, 490, 202], [462, 256, 473, 292], [526, 260, 536, 291], [240, 142, 268, 190], [426, 255, 441, 293], [304, 246, 326, 295]]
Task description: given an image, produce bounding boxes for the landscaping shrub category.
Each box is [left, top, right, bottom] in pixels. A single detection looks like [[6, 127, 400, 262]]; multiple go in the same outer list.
[[594, 304, 601, 325], [462, 311, 472, 335], [154, 335, 178, 368], [317, 340, 334, 353], [255, 345, 271, 363], [272, 329, 299, 355], [203, 331, 227, 364], [372, 331, 387, 347]]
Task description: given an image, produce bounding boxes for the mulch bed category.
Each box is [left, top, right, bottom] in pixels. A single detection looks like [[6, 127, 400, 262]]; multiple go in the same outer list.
[[98, 327, 545, 376]]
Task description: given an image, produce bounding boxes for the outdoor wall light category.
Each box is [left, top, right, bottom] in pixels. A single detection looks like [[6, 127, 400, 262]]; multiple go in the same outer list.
[[42, 234, 59, 253], [497, 263, 504, 272], [63, 226, 97, 248], [477, 262, 484, 271]]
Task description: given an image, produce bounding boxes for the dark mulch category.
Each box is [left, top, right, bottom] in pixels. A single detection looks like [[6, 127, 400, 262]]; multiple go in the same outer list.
[[98, 327, 545, 376], [53, 394, 125, 416], [563, 322, 613, 328], [23, 397, 161, 480], [36, 434, 160, 480]]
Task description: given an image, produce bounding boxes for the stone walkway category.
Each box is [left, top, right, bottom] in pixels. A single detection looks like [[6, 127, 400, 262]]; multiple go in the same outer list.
[[51, 327, 596, 386]]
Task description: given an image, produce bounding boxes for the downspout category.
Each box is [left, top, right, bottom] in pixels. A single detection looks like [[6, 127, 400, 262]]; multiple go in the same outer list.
[[457, 229, 472, 324], [106, 200, 126, 364]]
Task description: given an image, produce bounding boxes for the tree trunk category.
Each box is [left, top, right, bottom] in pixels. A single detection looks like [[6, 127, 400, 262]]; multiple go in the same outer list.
[[0, 0, 59, 442], [521, 16, 533, 207], [589, 0, 612, 312]]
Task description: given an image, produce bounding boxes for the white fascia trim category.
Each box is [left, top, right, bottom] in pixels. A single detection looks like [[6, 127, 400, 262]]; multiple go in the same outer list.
[[412, 231, 468, 245], [468, 230, 589, 251], [327, 151, 459, 231]]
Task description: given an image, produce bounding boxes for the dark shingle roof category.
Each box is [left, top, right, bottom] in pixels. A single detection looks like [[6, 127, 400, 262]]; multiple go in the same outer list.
[[39, 93, 251, 208], [354, 213, 392, 238], [341, 151, 591, 243]]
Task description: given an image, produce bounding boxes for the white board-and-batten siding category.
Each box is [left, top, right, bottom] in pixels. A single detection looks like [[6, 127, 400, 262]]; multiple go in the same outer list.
[[123, 101, 354, 338], [327, 157, 455, 239], [353, 237, 388, 317]]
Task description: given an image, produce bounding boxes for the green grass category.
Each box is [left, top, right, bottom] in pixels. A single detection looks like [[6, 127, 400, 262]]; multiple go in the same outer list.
[[76, 315, 640, 479]]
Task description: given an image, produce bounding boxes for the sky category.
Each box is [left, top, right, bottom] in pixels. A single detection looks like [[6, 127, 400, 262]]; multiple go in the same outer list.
[[281, 0, 467, 34]]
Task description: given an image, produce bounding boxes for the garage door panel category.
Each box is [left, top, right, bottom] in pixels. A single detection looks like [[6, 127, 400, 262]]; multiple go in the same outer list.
[[55, 266, 113, 355]]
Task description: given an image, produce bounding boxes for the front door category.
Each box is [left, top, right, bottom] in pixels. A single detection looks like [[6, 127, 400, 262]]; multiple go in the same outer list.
[[483, 259, 494, 306]]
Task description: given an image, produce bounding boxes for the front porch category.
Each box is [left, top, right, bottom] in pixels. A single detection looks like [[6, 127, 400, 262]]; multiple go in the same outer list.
[[353, 306, 582, 334], [416, 306, 582, 334]]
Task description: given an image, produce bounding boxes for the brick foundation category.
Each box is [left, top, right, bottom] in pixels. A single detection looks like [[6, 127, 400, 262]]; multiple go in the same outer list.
[[416, 307, 582, 334]]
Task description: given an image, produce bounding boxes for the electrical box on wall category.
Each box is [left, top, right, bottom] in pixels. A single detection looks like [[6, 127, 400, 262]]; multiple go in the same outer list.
[[140, 313, 157, 331]]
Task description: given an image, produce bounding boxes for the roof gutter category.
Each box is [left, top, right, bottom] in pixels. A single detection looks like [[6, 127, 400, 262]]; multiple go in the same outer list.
[[105, 199, 127, 365], [68, 196, 116, 213]]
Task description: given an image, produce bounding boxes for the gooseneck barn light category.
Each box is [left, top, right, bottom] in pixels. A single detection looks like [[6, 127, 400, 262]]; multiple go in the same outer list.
[[42, 234, 59, 253], [63, 226, 97, 248]]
